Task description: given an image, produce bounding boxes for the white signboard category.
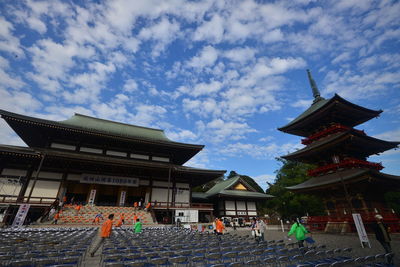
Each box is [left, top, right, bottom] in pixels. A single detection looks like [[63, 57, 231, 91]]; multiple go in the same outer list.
[[81, 174, 139, 187], [175, 210, 199, 223], [119, 191, 126, 206], [12, 204, 30, 228], [352, 213, 371, 248], [88, 189, 96, 205]]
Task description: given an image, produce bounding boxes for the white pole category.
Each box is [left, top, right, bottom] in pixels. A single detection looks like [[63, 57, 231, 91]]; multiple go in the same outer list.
[[280, 219, 285, 232]]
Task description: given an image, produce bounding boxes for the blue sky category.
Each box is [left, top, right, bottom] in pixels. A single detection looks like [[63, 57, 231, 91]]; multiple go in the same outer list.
[[0, 0, 399, 190]]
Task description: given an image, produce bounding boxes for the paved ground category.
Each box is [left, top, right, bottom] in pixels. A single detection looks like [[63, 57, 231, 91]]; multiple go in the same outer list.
[[228, 226, 399, 265], [80, 225, 399, 266]]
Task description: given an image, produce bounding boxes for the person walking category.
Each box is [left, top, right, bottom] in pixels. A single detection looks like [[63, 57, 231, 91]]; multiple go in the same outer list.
[[90, 214, 114, 257], [134, 218, 143, 233], [216, 218, 225, 235], [288, 219, 309, 248], [121, 213, 125, 224], [372, 214, 393, 264], [133, 213, 138, 223]]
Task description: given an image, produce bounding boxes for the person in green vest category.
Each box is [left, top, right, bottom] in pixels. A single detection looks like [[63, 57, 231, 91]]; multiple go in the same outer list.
[[134, 218, 142, 233], [288, 218, 309, 247]]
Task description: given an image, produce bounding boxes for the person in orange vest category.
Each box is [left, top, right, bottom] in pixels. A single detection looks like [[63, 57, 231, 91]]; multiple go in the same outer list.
[[216, 218, 225, 235], [121, 213, 125, 224], [115, 219, 122, 227], [93, 213, 103, 224], [144, 202, 151, 211], [75, 204, 82, 215], [90, 214, 114, 257], [134, 202, 138, 210], [52, 212, 60, 224], [133, 213, 138, 223]]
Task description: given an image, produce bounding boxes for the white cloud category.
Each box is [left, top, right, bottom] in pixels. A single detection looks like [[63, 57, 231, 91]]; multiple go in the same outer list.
[[123, 79, 138, 92], [219, 142, 303, 160], [166, 129, 197, 142], [193, 14, 224, 43], [187, 45, 219, 70], [197, 119, 257, 143], [373, 128, 400, 141], [253, 174, 276, 190], [223, 47, 257, 64], [0, 17, 24, 57], [291, 99, 312, 108], [190, 81, 223, 97], [138, 17, 180, 57], [0, 87, 42, 114]]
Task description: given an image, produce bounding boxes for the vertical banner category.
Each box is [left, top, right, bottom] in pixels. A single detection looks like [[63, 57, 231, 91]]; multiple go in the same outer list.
[[88, 189, 96, 205], [352, 213, 371, 248], [119, 191, 126, 206], [12, 204, 31, 228]]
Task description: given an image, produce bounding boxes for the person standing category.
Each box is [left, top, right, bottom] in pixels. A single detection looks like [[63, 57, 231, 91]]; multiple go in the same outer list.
[[93, 213, 104, 224], [257, 218, 266, 242], [372, 214, 392, 256], [134, 218, 142, 233], [133, 213, 138, 224], [288, 219, 309, 248], [90, 214, 114, 257], [121, 213, 125, 224], [52, 211, 60, 224]]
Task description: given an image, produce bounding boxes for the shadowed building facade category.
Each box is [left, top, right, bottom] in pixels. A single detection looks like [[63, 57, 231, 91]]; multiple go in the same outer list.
[[278, 70, 400, 233], [0, 109, 225, 224]]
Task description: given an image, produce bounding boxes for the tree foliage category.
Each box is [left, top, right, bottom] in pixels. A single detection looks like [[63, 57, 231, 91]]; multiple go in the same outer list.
[[265, 158, 326, 220], [384, 191, 400, 214]]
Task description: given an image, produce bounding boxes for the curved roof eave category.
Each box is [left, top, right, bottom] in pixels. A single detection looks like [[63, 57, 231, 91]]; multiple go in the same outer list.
[[278, 94, 382, 133]]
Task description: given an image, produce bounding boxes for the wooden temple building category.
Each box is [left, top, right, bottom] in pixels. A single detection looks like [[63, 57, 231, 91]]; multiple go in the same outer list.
[[193, 176, 273, 222], [278, 70, 400, 233], [0, 109, 227, 224], [0, 109, 270, 225]]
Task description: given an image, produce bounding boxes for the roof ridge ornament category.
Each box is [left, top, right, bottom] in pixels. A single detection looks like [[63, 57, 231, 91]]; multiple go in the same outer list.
[[307, 69, 324, 103]]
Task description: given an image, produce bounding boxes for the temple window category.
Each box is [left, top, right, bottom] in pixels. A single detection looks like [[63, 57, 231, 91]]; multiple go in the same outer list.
[[131, 154, 150, 160], [80, 146, 103, 154], [152, 156, 170, 162], [50, 143, 76, 151], [106, 150, 127, 157]]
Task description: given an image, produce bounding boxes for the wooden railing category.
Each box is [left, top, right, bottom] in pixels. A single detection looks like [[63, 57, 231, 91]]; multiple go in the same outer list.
[[0, 194, 56, 205]]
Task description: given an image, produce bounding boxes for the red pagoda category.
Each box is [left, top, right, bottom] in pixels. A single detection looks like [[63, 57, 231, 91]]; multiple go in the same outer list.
[[278, 70, 400, 233]]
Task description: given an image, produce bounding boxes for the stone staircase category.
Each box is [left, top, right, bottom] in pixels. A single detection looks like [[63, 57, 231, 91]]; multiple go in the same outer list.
[[54, 205, 154, 225]]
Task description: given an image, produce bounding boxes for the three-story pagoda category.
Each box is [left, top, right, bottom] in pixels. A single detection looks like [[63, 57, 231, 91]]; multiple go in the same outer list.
[[278, 70, 400, 232]]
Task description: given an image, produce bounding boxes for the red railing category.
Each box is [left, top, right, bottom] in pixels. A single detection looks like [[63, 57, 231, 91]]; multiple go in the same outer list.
[[301, 124, 365, 145], [306, 210, 400, 233], [308, 158, 383, 177]]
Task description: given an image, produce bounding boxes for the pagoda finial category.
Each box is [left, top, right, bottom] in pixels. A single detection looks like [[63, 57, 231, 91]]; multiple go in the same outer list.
[[307, 69, 323, 103]]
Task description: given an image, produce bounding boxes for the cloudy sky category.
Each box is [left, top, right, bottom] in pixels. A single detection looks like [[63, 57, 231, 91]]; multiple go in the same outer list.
[[1, 0, 399, 190]]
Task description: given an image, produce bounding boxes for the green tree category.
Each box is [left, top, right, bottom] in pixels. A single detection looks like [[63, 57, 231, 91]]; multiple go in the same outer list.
[[265, 158, 325, 220], [384, 191, 400, 214]]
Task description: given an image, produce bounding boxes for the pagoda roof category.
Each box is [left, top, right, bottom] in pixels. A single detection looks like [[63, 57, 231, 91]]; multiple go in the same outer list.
[[282, 130, 399, 163], [286, 168, 400, 192], [205, 176, 273, 199], [0, 109, 204, 165], [0, 144, 226, 186], [278, 94, 382, 137]]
